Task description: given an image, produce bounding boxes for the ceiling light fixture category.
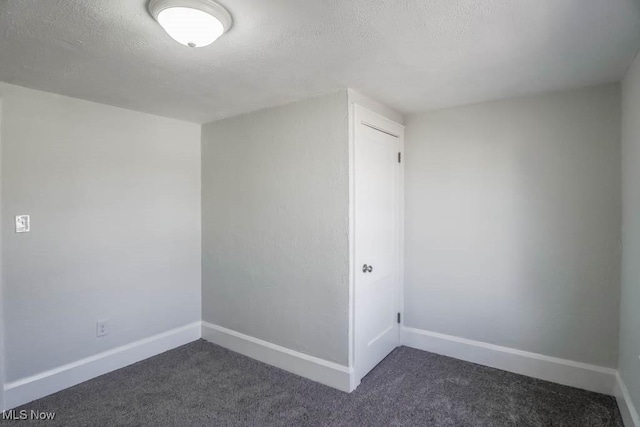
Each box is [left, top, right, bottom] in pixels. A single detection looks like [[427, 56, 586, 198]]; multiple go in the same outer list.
[[148, 0, 232, 48]]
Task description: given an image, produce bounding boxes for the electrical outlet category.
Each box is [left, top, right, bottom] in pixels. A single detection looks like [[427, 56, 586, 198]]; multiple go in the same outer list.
[[15, 215, 30, 233], [96, 320, 109, 337]]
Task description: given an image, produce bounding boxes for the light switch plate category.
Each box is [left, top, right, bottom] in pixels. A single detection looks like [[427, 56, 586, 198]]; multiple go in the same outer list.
[[15, 215, 30, 233]]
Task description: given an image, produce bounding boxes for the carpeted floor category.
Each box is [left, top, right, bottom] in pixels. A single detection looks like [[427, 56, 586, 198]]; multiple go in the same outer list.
[[5, 340, 623, 426]]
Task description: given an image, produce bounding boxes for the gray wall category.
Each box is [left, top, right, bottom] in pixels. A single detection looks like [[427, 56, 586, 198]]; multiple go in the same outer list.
[[404, 84, 621, 367], [0, 98, 4, 409], [201, 91, 350, 365], [620, 53, 640, 413], [0, 83, 201, 382]]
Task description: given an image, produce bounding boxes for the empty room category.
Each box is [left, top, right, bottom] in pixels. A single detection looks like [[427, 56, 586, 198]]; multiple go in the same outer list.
[[0, 0, 639, 426]]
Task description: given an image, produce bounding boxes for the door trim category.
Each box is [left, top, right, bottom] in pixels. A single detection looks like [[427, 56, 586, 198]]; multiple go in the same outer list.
[[348, 104, 404, 390], [360, 121, 401, 138]]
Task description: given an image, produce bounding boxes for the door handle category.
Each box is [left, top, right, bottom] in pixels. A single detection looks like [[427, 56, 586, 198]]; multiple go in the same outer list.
[[362, 264, 373, 273]]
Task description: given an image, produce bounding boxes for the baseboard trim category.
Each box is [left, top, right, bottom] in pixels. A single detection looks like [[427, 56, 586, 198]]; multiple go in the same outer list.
[[402, 326, 617, 396], [201, 321, 353, 392], [615, 373, 639, 427], [3, 322, 201, 410]]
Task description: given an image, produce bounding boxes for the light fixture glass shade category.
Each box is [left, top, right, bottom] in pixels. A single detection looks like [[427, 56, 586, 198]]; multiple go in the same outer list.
[[157, 7, 223, 47], [149, 0, 232, 48]]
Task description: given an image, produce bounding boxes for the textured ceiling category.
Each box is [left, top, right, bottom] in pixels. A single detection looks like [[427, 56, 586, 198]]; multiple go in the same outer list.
[[1, 0, 640, 123]]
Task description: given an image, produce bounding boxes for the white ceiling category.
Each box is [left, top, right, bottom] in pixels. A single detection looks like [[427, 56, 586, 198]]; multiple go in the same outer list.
[[1, 0, 640, 123]]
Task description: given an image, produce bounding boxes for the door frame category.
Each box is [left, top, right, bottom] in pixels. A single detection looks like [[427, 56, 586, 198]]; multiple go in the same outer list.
[[348, 103, 405, 390]]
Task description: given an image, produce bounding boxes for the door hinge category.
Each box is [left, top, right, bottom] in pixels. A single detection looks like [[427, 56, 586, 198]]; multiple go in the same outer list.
[[398, 152, 402, 163], [397, 312, 401, 324]]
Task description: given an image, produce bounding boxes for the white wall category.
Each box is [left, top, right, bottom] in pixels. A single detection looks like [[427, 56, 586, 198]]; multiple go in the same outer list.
[[620, 52, 640, 419], [404, 84, 621, 367], [0, 83, 201, 383], [201, 91, 350, 365]]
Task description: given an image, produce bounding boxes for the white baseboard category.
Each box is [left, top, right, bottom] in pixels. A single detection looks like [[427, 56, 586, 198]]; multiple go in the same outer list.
[[201, 321, 353, 392], [615, 373, 639, 427], [402, 326, 617, 396], [3, 322, 201, 411]]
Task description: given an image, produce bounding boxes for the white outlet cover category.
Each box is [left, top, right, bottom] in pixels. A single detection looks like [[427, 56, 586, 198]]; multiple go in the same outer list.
[[96, 320, 109, 337], [15, 215, 30, 233]]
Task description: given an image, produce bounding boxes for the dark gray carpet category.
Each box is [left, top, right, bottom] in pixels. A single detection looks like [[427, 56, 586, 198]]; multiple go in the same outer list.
[[5, 340, 623, 426]]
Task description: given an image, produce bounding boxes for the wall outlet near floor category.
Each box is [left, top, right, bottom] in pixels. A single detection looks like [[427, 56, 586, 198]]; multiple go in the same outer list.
[[96, 320, 109, 337]]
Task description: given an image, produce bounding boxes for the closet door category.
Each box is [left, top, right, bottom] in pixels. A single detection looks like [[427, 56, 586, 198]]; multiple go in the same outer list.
[[354, 105, 403, 383]]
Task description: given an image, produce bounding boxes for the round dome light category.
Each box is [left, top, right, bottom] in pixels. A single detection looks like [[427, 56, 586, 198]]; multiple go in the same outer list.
[[148, 0, 232, 48]]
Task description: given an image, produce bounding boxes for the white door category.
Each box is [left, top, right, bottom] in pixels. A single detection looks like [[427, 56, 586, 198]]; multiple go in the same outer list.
[[354, 106, 403, 382]]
